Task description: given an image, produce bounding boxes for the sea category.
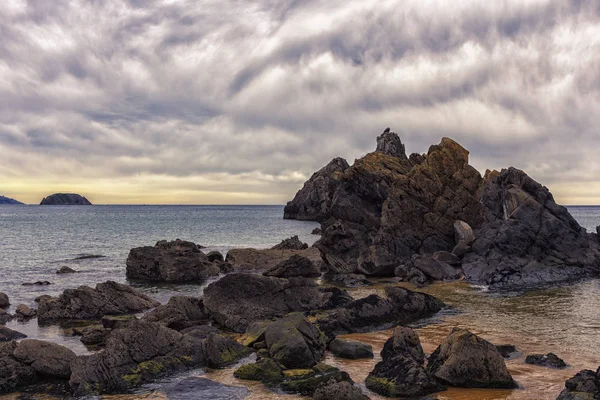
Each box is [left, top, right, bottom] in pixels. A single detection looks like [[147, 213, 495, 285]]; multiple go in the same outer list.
[[1, 204, 599, 400]]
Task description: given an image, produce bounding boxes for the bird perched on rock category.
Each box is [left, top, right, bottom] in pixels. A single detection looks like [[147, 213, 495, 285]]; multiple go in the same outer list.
[[383, 127, 390, 133]]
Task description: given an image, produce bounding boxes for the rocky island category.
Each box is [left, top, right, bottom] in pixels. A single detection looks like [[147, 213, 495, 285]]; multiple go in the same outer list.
[[0, 195, 23, 205], [39, 193, 92, 205], [285, 130, 600, 290]]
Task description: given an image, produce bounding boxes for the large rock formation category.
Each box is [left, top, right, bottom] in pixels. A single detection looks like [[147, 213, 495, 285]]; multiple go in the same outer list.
[[0, 195, 23, 205], [126, 239, 220, 282], [39, 193, 91, 205], [285, 130, 600, 289], [37, 281, 159, 322], [203, 274, 352, 333], [556, 367, 600, 400], [284, 157, 349, 221]]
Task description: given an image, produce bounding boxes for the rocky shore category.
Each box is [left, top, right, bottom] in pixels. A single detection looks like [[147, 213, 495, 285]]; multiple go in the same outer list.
[[2, 131, 600, 399]]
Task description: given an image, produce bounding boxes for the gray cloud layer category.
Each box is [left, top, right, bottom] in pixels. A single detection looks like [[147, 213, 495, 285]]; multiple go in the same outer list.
[[1, 0, 599, 203]]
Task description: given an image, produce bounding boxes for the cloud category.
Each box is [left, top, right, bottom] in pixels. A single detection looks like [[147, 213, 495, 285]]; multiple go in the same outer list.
[[0, 0, 598, 204]]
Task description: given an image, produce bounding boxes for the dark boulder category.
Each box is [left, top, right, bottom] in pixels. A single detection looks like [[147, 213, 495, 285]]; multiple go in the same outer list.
[[80, 327, 110, 346], [263, 255, 321, 278], [203, 273, 352, 333], [329, 338, 373, 359], [556, 368, 600, 400], [13, 339, 76, 379], [0, 326, 26, 342], [0, 341, 36, 393], [315, 286, 444, 336], [22, 281, 51, 286], [143, 296, 208, 331], [272, 236, 309, 250], [0, 293, 9, 308], [284, 157, 350, 221], [525, 353, 567, 369], [263, 313, 327, 369], [37, 281, 159, 322], [203, 332, 252, 368], [126, 239, 219, 282], [280, 363, 353, 396], [426, 328, 517, 388], [313, 380, 370, 400], [206, 251, 224, 263], [495, 344, 519, 359], [40, 193, 91, 205], [366, 326, 444, 398]]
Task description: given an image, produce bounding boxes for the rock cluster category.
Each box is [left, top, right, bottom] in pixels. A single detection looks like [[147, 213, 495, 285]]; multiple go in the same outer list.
[[126, 239, 220, 282], [557, 367, 600, 399], [285, 130, 600, 289]]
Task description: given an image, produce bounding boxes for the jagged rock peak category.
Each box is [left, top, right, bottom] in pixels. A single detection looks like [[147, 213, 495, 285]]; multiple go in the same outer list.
[[376, 129, 408, 160]]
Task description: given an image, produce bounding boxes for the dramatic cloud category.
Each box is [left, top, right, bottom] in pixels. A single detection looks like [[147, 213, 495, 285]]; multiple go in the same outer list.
[[1, 0, 599, 204]]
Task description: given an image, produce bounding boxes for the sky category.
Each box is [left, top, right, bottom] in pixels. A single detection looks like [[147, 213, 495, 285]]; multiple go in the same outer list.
[[0, 0, 599, 205]]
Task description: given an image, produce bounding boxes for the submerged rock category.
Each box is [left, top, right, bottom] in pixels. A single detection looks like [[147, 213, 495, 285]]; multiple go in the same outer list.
[[426, 328, 517, 389], [203, 273, 351, 333], [37, 280, 159, 322], [56, 266, 77, 274], [526, 353, 567, 369], [556, 368, 600, 400], [284, 157, 349, 221], [0, 310, 12, 325], [167, 377, 251, 400], [263, 255, 321, 278], [40, 193, 91, 205], [366, 326, 444, 398], [126, 239, 219, 282], [272, 236, 309, 250], [496, 344, 519, 359]]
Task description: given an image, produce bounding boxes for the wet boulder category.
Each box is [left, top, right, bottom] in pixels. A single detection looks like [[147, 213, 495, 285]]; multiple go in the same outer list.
[[0, 326, 26, 342], [264, 313, 327, 369], [315, 286, 444, 336], [15, 305, 37, 321], [556, 368, 600, 400], [272, 236, 309, 250], [0, 310, 12, 325], [0, 293, 9, 308], [0, 342, 36, 393], [313, 380, 370, 400], [203, 273, 352, 333], [206, 251, 224, 263], [329, 338, 373, 359], [366, 327, 444, 398], [203, 332, 252, 368], [496, 344, 519, 359], [37, 281, 159, 322], [263, 255, 321, 278], [525, 353, 567, 369], [426, 328, 517, 388], [234, 358, 284, 385], [56, 266, 77, 274], [126, 239, 219, 282], [143, 296, 208, 331], [280, 363, 353, 396]]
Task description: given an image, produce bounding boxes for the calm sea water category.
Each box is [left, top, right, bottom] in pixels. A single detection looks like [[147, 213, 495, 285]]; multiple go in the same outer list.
[[0, 205, 599, 400]]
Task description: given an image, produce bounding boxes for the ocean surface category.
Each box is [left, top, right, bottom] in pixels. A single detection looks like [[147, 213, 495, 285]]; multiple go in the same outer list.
[[1, 204, 599, 400]]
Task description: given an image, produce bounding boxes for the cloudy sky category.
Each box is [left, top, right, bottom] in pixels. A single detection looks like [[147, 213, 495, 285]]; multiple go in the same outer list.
[[1, 0, 599, 205]]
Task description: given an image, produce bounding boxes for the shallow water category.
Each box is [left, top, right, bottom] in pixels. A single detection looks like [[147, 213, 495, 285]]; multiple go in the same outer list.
[[1, 205, 600, 399]]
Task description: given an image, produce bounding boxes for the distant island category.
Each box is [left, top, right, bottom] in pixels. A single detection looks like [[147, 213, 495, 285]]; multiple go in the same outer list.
[[40, 193, 92, 205], [0, 195, 24, 205]]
